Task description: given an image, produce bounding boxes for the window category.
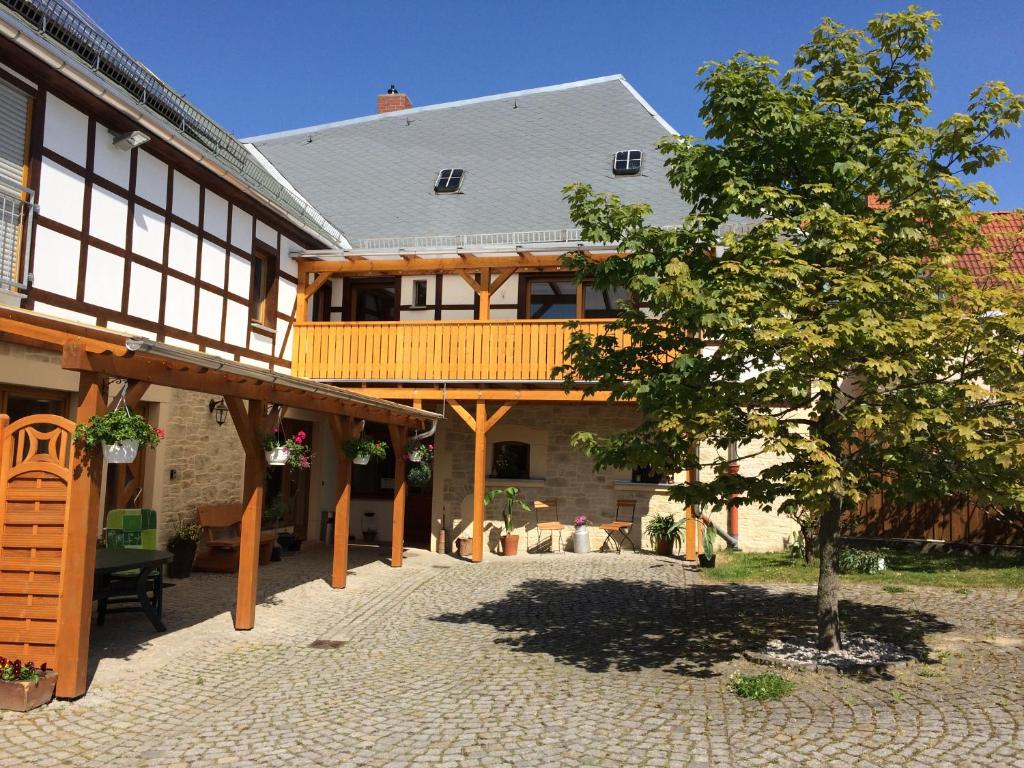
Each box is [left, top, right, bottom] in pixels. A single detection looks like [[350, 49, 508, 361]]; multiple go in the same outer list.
[[612, 150, 643, 175], [583, 284, 630, 318], [250, 250, 270, 323], [524, 277, 576, 319], [491, 441, 530, 479], [346, 278, 397, 321], [434, 168, 464, 193], [0, 385, 68, 422], [411, 279, 428, 308], [631, 465, 664, 484]]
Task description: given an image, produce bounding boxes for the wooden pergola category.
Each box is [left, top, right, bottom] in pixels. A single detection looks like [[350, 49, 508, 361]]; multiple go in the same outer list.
[[0, 306, 438, 698]]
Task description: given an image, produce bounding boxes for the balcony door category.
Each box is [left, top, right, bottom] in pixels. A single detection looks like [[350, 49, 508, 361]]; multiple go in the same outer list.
[[345, 278, 398, 321]]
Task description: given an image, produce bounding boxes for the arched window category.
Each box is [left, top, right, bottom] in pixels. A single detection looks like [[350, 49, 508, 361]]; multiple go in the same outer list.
[[491, 441, 530, 479]]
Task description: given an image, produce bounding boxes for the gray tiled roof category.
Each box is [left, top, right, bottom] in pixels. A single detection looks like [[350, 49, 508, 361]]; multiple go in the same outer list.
[[247, 76, 691, 246]]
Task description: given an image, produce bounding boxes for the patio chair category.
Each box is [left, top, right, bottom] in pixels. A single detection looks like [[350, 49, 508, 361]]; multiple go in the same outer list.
[[598, 500, 638, 554], [192, 503, 277, 573], [97, 508, 162, 624], [531, 499, 565, 553]]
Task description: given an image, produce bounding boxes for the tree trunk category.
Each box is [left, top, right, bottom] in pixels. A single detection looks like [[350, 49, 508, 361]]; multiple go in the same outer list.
[[800, 522, 814, 565], [816, 493, 843, 651]]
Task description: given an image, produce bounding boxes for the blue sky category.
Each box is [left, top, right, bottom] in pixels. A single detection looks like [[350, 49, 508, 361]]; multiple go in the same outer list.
[[76, 1, 1024, 210]]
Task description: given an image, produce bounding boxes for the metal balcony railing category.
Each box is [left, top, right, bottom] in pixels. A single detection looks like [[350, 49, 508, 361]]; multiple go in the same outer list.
[[0, 180, 33, 293]]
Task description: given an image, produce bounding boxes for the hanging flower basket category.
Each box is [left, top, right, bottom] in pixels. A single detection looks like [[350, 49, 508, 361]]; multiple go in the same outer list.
[[407, 461, 432, 488], [265, 446, 289, 466], [74, 400, 165, 465], [343, 436, 388, 466], [262, 422, 311, 470], [405, 440, 434, 463]]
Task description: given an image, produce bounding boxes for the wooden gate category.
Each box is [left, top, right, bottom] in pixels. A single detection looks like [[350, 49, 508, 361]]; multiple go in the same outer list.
[[0, 414, 75, 679]]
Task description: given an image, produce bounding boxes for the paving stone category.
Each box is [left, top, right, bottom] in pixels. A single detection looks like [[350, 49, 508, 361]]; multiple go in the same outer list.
[[0, 545, 1020, 767]]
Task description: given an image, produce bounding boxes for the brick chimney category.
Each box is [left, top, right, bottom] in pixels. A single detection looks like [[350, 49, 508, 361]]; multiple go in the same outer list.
[[377, 84, 412, 114]]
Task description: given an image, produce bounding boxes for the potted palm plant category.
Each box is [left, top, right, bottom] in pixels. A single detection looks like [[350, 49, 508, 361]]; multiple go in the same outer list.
[[344, 436, 388, 466], [484, 486, 530, 556], [74, 408, 164, 464], [698, 521, 717, 568], [166, 517, 202, 579], [646, 513, 684, 556]]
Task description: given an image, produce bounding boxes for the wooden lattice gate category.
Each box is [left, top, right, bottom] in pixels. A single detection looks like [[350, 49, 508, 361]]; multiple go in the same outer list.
[[0, 413, 92, 697]]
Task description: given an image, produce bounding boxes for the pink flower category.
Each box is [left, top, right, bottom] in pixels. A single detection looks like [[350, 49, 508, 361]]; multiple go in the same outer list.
[[295, 431, 307, 445], [300, 455, 311, 469], [155, 428, 166, 439]]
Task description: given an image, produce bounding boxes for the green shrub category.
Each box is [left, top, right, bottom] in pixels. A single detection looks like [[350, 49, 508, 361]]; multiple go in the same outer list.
[[729, 672, 795, 700], [837, 548, 886, 574], [646, 514, 684, 548]]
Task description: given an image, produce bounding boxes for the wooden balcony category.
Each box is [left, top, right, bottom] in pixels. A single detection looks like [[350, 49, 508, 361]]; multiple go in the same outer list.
[[291, 319, 621, 382]]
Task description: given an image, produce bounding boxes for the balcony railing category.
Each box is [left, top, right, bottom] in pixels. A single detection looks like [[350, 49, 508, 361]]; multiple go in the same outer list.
[[291, 319, 622, 382], [0, 180, 33, 293]]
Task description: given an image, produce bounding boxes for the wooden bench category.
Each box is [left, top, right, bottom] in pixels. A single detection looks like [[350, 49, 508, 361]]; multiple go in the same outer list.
[[192, 503, 277, 573]]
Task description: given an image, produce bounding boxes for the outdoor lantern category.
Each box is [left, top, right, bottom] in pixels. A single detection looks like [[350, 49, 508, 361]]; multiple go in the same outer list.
[[208, 398, 229, 426]]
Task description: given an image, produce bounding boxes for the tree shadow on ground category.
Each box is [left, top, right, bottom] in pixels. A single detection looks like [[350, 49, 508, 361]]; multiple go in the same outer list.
[[432, 576, 954, 679]]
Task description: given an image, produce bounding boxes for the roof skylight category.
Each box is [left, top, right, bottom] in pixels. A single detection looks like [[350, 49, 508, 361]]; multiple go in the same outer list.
[[612, 150, 643, 175], [434, 169, 464, 193]]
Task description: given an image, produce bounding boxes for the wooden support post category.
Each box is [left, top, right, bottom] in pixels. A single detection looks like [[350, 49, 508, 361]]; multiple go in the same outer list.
[[684, 467, 698, 561], [388, 424, 408, 567], [478, 267, 491, 321], [295, 265, 310, 322], [329, 416, 353, 588], [471, 399, 487, 562], [55, 372, 106, 698], [226, 397, 266, 631]]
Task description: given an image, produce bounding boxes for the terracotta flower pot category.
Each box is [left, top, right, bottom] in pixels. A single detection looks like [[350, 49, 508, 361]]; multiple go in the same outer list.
[[0, 670, 56, 712], [654, 538, 674, 556], [501, 534, 519, 556], [457, 538, 473, 558]]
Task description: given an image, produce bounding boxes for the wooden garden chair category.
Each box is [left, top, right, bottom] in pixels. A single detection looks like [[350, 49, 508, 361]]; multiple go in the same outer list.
[[598, 500, 638, 554], [531, 499, 565, 553]]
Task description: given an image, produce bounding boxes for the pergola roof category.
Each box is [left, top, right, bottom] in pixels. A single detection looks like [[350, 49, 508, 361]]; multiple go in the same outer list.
[[0, 306, 438, 428]]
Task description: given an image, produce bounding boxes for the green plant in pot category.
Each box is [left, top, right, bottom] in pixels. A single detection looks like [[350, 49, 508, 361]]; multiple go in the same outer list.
[[646, 513, 684, 556], [74, 407, 164, 464], [344, 436, 388, 466], [166, 517, 201, 579], [407, 461, 432, 488], [698, 520, 718, 568], [484, 486, 530, 556]]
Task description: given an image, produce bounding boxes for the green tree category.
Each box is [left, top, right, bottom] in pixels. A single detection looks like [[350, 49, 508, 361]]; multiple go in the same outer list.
[[559, 8, 1024, 650]]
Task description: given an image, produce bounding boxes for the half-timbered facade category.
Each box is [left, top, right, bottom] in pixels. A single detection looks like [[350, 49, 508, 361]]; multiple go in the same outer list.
[[0, 0, 372, 552]]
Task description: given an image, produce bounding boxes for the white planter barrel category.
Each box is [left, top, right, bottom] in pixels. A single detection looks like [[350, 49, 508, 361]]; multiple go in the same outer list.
[[102, 440, 139, 464], [573, 526, 590, 554]]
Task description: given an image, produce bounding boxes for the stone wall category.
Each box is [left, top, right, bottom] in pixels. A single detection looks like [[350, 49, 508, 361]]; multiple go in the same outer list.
[[151, 389, 245, 544]]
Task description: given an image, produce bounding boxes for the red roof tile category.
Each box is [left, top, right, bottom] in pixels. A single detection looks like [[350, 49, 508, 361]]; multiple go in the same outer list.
[[957, 211, 1024, 278]]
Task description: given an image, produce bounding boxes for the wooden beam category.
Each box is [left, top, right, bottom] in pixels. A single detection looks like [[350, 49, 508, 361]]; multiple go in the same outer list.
[[457, 271, 483, 294], [55, 372, 106, 698], [123, 380, 151, 409], [489, 267, 517, 294], [447, 399, 476, 430], [388, 424, 408, 568], [295, 265, 310, 323], [233, 399, 267, 630], [303, 252, 614, 277], [471, 400, 487, 562], [328, 415, 354, 588], [61, 345, 427, 427], [483, 402, 513, 434], [305, 271, 332, 298], [346, 387, 617, 403]]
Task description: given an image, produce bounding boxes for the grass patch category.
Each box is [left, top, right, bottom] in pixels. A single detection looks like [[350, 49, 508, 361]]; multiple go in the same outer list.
[[705, 549, 1024, 589], [729, 672, 795, 700], [882, 585, 908, 593]]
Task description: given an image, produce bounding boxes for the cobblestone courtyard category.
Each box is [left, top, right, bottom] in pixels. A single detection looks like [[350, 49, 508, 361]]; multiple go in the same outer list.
[[1, 545, 1021, 767]]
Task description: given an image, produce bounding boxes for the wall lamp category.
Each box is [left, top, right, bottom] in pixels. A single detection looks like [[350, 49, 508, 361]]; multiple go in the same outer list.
[[111, 129, 150, 151], [208, 398, 229, 426]]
